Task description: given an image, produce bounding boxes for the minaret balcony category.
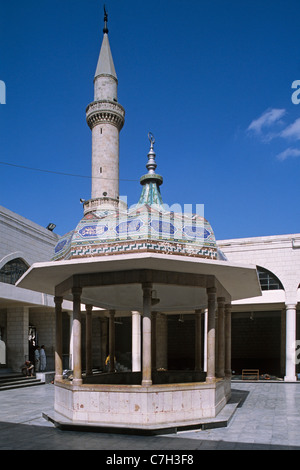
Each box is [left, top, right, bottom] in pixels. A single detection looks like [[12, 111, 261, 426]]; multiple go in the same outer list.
[[86, 100, 125, 130]]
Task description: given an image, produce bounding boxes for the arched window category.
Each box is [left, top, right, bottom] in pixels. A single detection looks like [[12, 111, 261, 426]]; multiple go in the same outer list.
[[0, 258, 29, 285], [257, 266, 284, 291]]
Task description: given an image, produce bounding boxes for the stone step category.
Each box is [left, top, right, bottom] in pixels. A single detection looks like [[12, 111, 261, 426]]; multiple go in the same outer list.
[[0, 375, 45, 391], [0, 374, 26, 383]]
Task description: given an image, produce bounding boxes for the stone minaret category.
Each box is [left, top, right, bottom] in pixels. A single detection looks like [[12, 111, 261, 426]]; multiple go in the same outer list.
[[85, 7, 125, 214]]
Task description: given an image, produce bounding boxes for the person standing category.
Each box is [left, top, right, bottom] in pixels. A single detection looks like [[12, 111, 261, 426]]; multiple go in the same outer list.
[[40, 345, 47, 371], [34, 346, 40, 372]]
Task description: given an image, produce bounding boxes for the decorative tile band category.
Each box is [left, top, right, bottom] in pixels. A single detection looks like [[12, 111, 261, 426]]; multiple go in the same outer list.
[[53, 239, 217, 261]]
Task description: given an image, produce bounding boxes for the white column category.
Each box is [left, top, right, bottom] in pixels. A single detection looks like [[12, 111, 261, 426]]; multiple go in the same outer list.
[[131, 311, 141, 372], [72, 287, 82, 386], [206, 287, 216, 383], [142, 283, 152, 386], [203, 309, 208, 372], [284, 303, 297, 382]]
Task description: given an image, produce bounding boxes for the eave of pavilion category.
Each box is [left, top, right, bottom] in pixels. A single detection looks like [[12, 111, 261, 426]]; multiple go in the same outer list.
[[54, 268, 219, 297], [17, 252, 261, 305]]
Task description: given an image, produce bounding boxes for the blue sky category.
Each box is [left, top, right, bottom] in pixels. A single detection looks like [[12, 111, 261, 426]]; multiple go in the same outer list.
[[0, 0, 299, 240]]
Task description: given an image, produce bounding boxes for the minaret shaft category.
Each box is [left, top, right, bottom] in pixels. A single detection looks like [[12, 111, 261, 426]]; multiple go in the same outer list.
[[91, 122, 120, 199]]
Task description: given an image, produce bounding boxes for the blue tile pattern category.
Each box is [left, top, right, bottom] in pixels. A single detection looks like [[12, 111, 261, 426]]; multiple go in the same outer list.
[[53, 202, 218, 261]]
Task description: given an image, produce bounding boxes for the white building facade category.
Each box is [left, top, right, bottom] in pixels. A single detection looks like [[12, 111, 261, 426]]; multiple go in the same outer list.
[[219, 233, 300, 381], [0, 205, 71, 372]]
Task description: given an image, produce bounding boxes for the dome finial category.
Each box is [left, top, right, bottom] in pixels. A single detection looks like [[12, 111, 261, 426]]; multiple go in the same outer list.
[[148, 132, 155, 147], [103, 4, 109, 34], [146, 132, 157, 174]]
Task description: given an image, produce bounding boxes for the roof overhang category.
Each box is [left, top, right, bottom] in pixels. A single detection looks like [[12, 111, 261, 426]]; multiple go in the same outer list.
[[0, 282, 72, 310], [16, 253, 261, 312]]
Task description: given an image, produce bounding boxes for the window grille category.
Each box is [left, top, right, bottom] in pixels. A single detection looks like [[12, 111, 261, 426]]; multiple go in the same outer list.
[[257, 266, 284, 291]]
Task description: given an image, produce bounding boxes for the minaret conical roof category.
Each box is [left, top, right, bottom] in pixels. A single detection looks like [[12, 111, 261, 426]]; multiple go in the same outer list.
[[94, 30, 117, 79]]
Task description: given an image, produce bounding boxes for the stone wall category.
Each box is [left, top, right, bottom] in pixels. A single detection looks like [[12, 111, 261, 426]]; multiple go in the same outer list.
[[6, 307, 29, 371]]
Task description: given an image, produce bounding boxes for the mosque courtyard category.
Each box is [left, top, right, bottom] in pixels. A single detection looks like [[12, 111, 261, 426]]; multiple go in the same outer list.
[[1, 381, 300, 450]]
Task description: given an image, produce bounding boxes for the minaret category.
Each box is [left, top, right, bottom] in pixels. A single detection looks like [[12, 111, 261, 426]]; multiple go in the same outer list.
[[85, 7, 125, 214]]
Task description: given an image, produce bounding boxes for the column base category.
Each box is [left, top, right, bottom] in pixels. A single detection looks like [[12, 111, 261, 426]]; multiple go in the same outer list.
[[142, 380, 152, 387], [73, 378, 83, 386], [284, 375, 297, 382], [206, 376, 216, 384]]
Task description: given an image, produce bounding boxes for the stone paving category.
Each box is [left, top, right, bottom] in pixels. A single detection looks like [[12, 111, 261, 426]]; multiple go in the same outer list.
[[0, 382, 300, 450]]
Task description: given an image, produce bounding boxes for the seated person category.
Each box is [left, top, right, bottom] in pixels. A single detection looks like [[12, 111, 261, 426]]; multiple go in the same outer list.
[[21, 360, 34, 377]]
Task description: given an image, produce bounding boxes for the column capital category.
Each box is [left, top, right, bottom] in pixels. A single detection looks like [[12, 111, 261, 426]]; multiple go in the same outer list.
[[207, 287, 217, 294], [72, 287, 82, 298], [195, 308, 205, 315], [131, 310, 141, 315], [207, 287, 217, 304], [285, 303, 297, 310], [54, 296, 63, 305], [85, 304, 93, 313], [217, 297, 226, 304]]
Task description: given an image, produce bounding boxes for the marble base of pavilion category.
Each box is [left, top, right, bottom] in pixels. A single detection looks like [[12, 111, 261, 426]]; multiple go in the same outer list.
[[50, 376, 231, 434]]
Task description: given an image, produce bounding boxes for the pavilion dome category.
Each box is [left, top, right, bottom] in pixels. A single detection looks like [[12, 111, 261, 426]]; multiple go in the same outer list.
[[52, 135, 220, 262]]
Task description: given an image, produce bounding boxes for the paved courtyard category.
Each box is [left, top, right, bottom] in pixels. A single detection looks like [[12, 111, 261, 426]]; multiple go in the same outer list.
[[0, 381, 300, 450]]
